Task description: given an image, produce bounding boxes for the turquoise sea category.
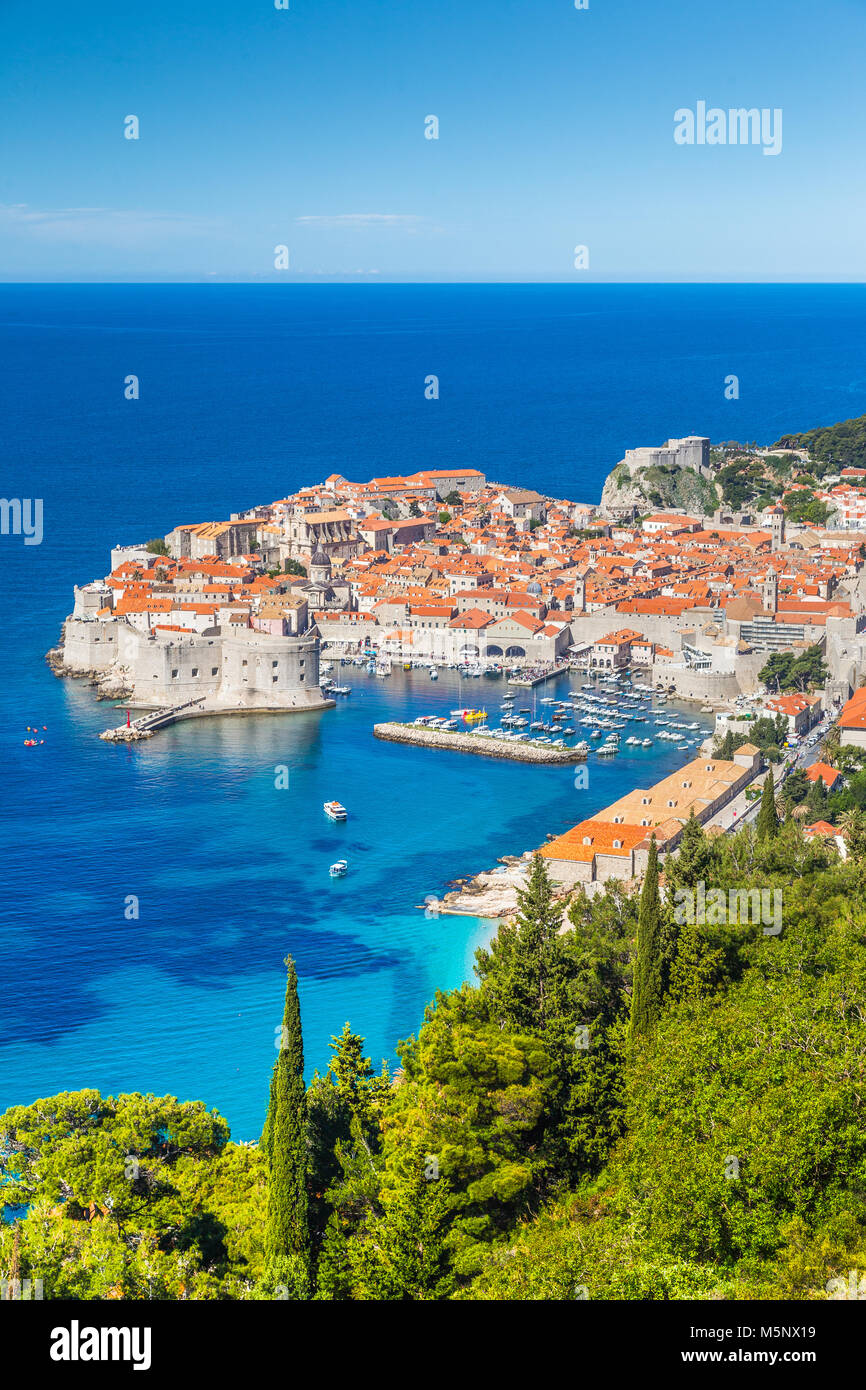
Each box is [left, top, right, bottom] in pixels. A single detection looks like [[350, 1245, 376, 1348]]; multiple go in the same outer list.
[[2, 284, 865, 1138]]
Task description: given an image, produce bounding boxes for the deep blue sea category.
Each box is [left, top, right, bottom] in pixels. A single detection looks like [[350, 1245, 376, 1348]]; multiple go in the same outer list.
[[2, 284, 865, 1139]]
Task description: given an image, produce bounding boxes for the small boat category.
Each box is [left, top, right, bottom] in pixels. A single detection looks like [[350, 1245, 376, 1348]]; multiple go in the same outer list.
[[596, 744, 617, 756], [642, 738, 653, 747], [324, 801, 348, 822], [330, 685, 351, 695], [430, 668, 439, 680], [677, 744, 689, 751], [329, 859, 348, 877]]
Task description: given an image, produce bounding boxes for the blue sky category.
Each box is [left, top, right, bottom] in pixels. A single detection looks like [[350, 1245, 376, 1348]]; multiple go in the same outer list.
[[1, 0, 864, 281]]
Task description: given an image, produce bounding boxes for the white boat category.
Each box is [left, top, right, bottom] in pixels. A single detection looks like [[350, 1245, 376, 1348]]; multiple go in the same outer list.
[[329, 859, 348, 878], [596, 744, 617, 756], [330, 685, 351, 695], [642, 738, 653, 747], [324, 801, 348, 822], [430, 668, 439, 680], [574, 740, 590, 755]]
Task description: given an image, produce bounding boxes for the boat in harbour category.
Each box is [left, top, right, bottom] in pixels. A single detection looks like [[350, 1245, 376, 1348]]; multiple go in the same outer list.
[[324, 801, 348, 822], [329, 859, 348, 877]]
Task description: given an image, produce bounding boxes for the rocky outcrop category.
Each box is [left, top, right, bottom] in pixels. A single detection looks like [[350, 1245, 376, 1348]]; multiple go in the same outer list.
[[600, 461, 718, 518], [100, 726, 153, 743]]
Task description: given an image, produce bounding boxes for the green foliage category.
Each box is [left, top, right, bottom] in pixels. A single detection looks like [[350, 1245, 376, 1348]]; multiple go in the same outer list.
[[777, 412, 866, 471], [145, 538, 170, 556], [782, 489, 830, 527], [760, 645, 827, 693], [756, 769, 780, 842], [629, 838, 675, 1042], [261, 956, 310, 1296], [713, 713, 788, 763], [0, 1091, 264, 1298], [7, 805, 866, 1303]]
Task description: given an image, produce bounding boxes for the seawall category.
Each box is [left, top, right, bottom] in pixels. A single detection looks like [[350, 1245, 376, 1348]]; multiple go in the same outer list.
[[373, 722, 578, 763]]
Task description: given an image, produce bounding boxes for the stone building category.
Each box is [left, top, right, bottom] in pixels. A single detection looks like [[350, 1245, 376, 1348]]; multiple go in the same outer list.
[[539, 745, 762, 886]]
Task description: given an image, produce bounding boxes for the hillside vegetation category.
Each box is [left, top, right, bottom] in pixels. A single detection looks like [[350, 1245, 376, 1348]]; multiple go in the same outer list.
[[3, 815, 865, 1302], [776, 412, 866, 471]]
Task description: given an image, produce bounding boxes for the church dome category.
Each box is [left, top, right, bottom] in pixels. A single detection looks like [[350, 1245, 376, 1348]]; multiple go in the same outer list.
[[526, 580, 543, 596], [310, 547, 330, 569]]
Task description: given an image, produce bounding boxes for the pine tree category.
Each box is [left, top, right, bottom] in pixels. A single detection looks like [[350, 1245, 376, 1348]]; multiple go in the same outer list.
[[263, 955, 310, 1296], [629, 837, 666, 1043], [669, 916, 723, 1004], [475, 852, 570, 1033], [756, 768, 780, 842], [351, 1147, 455, 1301]]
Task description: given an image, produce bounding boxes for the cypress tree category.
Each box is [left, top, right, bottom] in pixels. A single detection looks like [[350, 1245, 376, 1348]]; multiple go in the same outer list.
[[629, 836, 665, 1043], [263, 955, 310, 1296], [672, 810, 715, 889], [756, 767, 779, 842]]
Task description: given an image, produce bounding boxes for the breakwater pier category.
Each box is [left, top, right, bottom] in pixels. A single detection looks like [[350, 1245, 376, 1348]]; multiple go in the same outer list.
[[373, 721, 577, 763]]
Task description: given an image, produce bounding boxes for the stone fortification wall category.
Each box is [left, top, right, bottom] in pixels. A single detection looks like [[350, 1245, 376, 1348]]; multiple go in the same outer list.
[[62, 619, 119, 672]]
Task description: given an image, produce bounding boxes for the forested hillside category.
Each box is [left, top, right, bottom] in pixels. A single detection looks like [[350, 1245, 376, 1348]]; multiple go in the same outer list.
[[3, 816, 865, 1301]]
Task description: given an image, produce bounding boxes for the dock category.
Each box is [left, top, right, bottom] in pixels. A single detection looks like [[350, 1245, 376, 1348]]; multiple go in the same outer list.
[[506, 661, 572, 689], [100, 697, 208, 741], [373, 722, 578, 763], [99, 695, 335, 742]]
